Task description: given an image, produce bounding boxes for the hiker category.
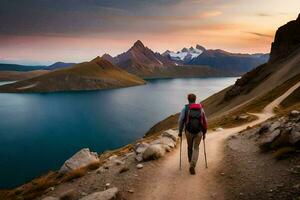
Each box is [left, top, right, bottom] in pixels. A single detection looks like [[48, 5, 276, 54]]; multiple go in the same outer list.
[[178, 93, 208, 175]]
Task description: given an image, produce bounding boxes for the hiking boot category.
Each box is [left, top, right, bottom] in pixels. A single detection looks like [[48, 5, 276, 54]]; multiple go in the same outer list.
[[189, 166, 195, 175]]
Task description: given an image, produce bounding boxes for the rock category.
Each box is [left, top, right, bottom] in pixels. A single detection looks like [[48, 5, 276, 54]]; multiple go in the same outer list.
[[142, 144, 166, 161], [108, 155, 118, 161], [162, 129, 178, 142], [136, 164, 143, 169], [81, 192, 88, 196], [119, 166, 129, 174], [134, 142, 149, 154], [290, 125, 300, 144], [96, 167, 105, 174], [42, 197, 59, 200], [135, 154, 143, 162], [235, 114, 249, 120], [150, 137, 176, 148], [258, 123, 270, 135], [114, 159, 125, 166], [269, 121, 282, 132], [59, 148, 99, 174], [259, 129, 281, 149], [127, 189, 134, 193], [290, 110, 300, 118], [59, 189, 76, 200], [79, 187, 121, 200], [215, 127, 224, 132]]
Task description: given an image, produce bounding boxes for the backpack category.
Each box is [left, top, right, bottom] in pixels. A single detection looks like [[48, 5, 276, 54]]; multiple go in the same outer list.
[[184, 103, 204, 134]]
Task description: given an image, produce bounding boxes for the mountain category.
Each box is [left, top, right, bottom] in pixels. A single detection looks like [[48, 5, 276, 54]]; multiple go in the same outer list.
[[46, 62, 76, 70], [110, 40, 225, 78], [0, 63, 46, 71], [269, 14, 300, 62], [162, 45, 206, 63], [0, 70, 49, 81], [0, 58, 145, 93], [163, 45, 269, 75], [113, 40, 176, 76], [187, 49, 269, 75], [101, 53, 115, 64]]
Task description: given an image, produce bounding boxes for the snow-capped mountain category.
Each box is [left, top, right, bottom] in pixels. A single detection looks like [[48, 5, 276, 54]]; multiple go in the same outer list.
[[163, 45, 206, 62]]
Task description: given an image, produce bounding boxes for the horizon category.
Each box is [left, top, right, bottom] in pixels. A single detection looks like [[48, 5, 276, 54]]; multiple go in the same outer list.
[[0, 0, 299, 65]]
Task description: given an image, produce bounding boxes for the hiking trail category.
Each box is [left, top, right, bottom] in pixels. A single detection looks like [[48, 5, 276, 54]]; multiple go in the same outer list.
[[129, 81, 300, 200]]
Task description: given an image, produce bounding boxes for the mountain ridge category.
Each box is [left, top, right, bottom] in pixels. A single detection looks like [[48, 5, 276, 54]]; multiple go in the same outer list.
[[0, 58, 145, 93]]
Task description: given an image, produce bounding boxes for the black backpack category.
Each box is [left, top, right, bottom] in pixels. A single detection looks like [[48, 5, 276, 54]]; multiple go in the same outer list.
[[185, 104, 204, 134]]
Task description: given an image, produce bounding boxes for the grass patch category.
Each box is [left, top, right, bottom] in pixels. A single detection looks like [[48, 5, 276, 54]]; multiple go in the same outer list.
[[280, 86, 300, 108], [273, 147, 296, 160], [61, 167, 87, 182], [241, 73, 300, 112], [208, 113, 258, 130]]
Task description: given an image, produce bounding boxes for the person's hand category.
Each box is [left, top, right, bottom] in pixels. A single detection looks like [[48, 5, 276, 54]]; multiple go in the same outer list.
[[178, 132, 182, 137], [203, 133, 206, 140], [202, 128, 207, 134]]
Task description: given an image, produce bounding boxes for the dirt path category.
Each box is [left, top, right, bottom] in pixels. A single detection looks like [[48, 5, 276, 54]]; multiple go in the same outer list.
[[129, 81, 300, 200]]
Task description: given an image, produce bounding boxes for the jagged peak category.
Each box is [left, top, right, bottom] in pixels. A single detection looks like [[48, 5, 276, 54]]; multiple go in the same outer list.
[[133, 40, 145, 48], [196, 44, 206, 51]]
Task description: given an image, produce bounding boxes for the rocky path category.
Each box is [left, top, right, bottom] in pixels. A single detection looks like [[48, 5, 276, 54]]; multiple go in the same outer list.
[[129, 81, 300, 200]]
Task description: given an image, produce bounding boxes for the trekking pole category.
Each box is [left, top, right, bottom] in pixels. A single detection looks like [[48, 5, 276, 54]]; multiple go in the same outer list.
[[203, 138, 208, 169], [179, 135, 182, 170]]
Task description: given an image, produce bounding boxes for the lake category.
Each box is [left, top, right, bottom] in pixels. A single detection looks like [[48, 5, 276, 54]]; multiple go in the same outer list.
[[0, 77, 237, 188]]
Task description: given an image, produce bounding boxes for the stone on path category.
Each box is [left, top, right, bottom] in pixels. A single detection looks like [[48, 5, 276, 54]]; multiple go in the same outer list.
[[142, 144, 166, 161]]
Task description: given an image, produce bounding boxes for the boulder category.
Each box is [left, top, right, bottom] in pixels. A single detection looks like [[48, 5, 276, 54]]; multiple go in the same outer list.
[[134, 142, 149, 154], [150, 137, 176, 148], [290, 125, 300, 145], [142, 144, 166, 161], [269, 121, 282, 132], [259, 129, 281, 149], [162, 129, 178, 142], [59, 148, 99, 174], [290, 110, 300, 118], [79, 187, 121, 200]]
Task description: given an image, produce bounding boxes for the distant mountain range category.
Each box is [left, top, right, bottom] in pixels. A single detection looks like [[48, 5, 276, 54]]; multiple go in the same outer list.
[[100, 40, 226, 78], [162, 45, 206, 63], [163, 45, 269, 75], [0, 63, 47, 71], [46, 62, 76, 70]]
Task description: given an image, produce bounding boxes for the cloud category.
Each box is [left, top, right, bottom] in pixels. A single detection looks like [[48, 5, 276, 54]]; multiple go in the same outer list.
[[243, 31, 273, 38], [200, 11, 223, 18], [256, 13, 272, 17]]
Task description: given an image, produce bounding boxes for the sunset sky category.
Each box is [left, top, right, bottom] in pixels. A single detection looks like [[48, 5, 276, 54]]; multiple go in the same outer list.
[[0, 0, 299, 65]]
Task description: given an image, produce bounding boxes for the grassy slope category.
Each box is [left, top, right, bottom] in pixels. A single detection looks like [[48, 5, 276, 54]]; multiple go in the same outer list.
[[0, 70, 49, 81], [0, 58, 145, 93]]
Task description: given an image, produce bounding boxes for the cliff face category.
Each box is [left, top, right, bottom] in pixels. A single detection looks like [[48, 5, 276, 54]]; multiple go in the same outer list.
[[270, 14, 300, 62], [223, 14, 300, 102]]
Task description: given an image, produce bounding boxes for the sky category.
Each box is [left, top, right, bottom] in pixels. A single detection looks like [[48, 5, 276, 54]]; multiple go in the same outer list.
[[0, 0, 299, 65]]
